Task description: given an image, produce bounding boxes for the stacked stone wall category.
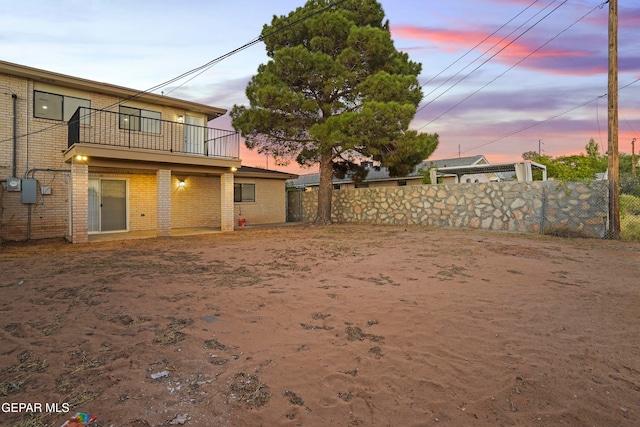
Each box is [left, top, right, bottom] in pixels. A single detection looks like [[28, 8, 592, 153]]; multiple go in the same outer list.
[[302, 180, 609, 238]]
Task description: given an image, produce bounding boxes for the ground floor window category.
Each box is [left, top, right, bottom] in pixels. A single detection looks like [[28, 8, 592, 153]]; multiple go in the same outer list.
[[234, 183, 255, 203]]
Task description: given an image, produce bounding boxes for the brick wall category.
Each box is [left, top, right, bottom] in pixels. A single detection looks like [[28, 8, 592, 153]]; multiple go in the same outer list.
[[171, 175, 221, 229], [70, 162, 88, 243], [220, 173, 234, 232], [1, 75, 72, 240], [129, 173, 157, 231], [234, 178, 287, 225], [157, 169, 171, 237]]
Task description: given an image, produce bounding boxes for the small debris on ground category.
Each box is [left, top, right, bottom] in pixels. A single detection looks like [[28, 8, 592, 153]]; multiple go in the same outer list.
[[150, 370, 170, 380]]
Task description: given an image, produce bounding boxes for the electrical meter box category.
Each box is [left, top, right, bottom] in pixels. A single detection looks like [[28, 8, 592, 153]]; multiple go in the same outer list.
[[6, 177, 21, 192], [21, 179, 37, 204]]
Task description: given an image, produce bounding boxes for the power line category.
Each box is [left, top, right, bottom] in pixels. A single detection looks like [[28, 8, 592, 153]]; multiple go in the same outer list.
[[419, 0, 542, 91], [161, 0, 349, 98], [1, 0, 348, 146], [420, 0, 558, 103], [421, 0, 605, 133], [417, 0, 568, 124], [454, 78, 639, 157]]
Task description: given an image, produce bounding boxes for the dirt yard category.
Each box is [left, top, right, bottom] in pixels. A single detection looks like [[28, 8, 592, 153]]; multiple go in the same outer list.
[[1, 224, 639, 427]]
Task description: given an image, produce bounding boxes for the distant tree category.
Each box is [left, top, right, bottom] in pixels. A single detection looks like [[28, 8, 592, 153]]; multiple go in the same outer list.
[[417, 162, 437, 184], [521, 138, 607, 181], [585, 137, 600, 158], [521, 151, 539, 161], [619, 153, 640, 196], [619, 153, 638, 176], [231, 0, 438, 225]]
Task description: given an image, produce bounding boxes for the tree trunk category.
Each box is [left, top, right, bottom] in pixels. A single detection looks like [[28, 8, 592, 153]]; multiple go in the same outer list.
[[315, 152, 333, 225]]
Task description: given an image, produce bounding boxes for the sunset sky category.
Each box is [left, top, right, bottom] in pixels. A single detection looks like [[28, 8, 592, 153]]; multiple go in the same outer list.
[[2, 0, 638, 174]]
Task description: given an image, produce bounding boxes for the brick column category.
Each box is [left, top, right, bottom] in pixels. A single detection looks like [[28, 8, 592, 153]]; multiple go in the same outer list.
[[70, 162, 88, 243], [157, 169, 172, 237], [220, 173, 235, 232]]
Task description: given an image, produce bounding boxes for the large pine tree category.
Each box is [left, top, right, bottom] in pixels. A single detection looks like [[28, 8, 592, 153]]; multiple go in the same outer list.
[[231, 0, 438, 224]]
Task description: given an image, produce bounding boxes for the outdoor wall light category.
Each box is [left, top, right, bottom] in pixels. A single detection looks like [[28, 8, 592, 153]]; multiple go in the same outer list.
[[178, 179, 186, 188], [75, 155, 88, 162], [231, 167, 238, 172], [178, 115, 184, 123]]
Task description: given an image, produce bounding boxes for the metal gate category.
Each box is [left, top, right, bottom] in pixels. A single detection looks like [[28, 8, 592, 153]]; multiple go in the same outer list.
[[287, 189, 303, 222]]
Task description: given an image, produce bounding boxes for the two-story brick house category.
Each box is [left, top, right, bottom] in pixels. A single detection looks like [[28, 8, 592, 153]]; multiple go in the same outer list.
[[1, 60, 296, 243]]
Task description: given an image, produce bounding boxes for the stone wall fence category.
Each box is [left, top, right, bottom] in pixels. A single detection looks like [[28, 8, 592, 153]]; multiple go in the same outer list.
[[301, 180, 609, 238]]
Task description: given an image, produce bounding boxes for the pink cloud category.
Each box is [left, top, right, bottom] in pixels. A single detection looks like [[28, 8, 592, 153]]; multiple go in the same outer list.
[[392, 25, 601, 77], [239, 146, 312, 175]]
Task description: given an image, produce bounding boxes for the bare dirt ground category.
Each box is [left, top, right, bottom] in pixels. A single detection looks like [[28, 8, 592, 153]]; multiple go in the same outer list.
[[1, 223, 639, 427]]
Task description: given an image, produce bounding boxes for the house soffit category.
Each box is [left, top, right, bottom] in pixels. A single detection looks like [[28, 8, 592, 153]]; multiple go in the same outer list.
[[64, 144, 240, 175]]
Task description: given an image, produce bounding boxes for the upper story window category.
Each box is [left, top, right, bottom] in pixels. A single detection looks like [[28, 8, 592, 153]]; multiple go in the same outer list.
[[34, 90, 90, 123], [119, 106, 161, 134]]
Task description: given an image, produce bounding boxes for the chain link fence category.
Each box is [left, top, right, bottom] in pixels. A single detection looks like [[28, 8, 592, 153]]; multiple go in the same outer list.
[[620, 176, 640, 241], [521, 179, 640, 241], [540, 182, 609, 239]]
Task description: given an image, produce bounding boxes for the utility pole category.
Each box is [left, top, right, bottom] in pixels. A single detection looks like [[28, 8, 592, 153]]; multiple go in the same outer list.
[[538, 139, 543, 156], [632, 138, 637, 178], [607, 0, 620, 239]]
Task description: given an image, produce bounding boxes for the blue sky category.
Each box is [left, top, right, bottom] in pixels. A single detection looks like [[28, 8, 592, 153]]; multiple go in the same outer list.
[[2, 0, 638, 173]]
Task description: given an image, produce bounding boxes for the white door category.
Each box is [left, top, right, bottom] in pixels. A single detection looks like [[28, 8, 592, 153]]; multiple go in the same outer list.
[[88, 178, 128, 233], [184, 115, 205, 154]]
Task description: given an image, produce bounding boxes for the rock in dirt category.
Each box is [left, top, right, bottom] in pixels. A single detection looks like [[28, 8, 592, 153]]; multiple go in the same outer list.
[[169, 414, 189, 425]]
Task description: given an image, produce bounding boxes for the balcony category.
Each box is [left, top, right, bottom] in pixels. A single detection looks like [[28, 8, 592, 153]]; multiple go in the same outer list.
[[68, 107, 240, 159]]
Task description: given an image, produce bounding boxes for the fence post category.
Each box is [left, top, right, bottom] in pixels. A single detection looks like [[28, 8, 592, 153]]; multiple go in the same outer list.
[[540, 186, 547, 234]]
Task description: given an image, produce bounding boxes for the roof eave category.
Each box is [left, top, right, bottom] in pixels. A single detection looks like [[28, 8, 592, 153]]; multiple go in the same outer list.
[[0, 60, 227, 120]]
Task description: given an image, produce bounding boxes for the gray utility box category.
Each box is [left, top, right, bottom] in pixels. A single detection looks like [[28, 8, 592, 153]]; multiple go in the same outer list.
[[21, 179, 37, 204]]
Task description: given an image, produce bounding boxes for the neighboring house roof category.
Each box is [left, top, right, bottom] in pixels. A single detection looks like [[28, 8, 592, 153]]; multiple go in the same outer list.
[[237, 165, 298, 180], [289, 155, 488, 187], [422, 155, 488, 169], [432, 160, 547, 181], [0, 60, 226, 121]]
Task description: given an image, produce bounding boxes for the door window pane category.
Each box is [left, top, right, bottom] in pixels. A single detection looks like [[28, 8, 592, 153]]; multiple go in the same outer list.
[[100, 180, 127, 231], [88, 179, 100, 233]]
